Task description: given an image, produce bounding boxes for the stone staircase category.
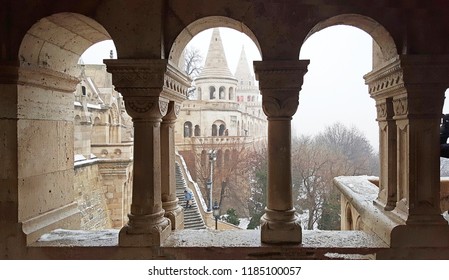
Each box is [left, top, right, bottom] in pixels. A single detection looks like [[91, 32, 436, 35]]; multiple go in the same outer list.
[[175, 162, 206, 230]]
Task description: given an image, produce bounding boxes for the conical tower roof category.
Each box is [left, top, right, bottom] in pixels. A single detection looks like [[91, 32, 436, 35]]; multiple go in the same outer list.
[[234, 46, 255, 86], [197, 28, 235, 80]]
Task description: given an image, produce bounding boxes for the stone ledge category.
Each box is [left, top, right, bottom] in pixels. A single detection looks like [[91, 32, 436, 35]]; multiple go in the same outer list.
[[163, 229, 388, 248], [30, 228, 387, 249]]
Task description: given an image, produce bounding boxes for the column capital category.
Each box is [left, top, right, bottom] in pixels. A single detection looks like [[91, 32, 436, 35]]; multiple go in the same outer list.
[[123, 96, 169, 120], [104, 59, 190, 102], [254, 60, 309, 118], [162, 101, 181, 123]]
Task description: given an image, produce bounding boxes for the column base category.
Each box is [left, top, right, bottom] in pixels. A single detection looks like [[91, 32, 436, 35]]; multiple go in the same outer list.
[[163, 200, 184, 230], [119, 212, 171, 247], [391, 224, 449, 248], [260, 208, 302, 244]]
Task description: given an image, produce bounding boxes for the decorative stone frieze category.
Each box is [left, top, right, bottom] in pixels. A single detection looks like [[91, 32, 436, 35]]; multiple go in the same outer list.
[[124, 97, 169, 120], [364, 57, 404, 99], [392, 96, 408, 117]]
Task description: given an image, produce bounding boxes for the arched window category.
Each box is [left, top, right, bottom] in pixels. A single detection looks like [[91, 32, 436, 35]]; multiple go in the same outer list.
[[194, 125, 201, 136], [219, 86, 226, 99], [184, 121, 192, 137], [219, 124, 226, 136], [212, 124, 218, 136], [209, 86, 216, 99], [247, 96, 251, 101], [229, 87, 234, 100], [198, 87, 202, 99]]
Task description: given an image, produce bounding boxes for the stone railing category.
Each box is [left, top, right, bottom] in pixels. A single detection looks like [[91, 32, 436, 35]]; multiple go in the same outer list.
[[91, 142, 133, 160], [334, 176, 449, 246]]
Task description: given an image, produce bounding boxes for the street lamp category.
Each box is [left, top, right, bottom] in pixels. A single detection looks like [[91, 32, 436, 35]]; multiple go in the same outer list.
[[213, 201, 220, 230], [207, 150, 216, 211]]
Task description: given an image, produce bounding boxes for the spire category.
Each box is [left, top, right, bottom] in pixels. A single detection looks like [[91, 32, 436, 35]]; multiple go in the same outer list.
[[234, 46, 255, 86], [197, 28, 234, 80]]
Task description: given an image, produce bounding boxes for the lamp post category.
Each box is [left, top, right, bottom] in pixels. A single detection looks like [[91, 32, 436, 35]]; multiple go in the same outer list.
[[213, 201, 220, 230], [207, 150, 216, 211]]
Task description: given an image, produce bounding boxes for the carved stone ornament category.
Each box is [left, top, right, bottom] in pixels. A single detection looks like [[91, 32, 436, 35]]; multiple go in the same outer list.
[[393, 97, 408, 116], [262, 95, 299, 118], [364, 57, 405, 98], [104, 59, 167, 92], [127, 99, 154, 114], [376, 102, 388, 119], [124, 97, 169, 119]]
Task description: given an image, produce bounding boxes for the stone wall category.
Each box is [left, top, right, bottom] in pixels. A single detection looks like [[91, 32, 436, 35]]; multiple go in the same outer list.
[[98, 160, 133, 228], [74, 162, 111, 230]]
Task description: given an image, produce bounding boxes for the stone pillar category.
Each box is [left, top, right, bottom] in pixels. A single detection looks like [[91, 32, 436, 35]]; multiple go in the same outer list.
[[364, 60, 401, 211], [392, 56, 449, 226], [254, 60, 309, 243], [161, 101, 184, 229], [105, 59, 171, 246]]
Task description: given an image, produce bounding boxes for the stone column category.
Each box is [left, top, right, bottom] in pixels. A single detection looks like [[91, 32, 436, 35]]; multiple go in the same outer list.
[[105, 59, 171, 246], [161, 101, 184, 229], [364, 60, 401, 211], [254, 60, 309, 244], [393, 56, 449, 226]]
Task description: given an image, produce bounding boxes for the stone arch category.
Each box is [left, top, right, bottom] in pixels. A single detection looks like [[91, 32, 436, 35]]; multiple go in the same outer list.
[[19, 13, 112, 76], [302, 14, 398, 62], [355, 216, 364, 230], [194, 125, 201, 136], [229, 87, 234, 100], [209, 86, 216, 99], [212, 124, 218, 136], [219, 86, 226, 99], [169, 16, 262, 67], [344, 203, 354, 230], [16, 12, 116, 244], [219, 124, 226, 136], [184, 121, 193, 137]]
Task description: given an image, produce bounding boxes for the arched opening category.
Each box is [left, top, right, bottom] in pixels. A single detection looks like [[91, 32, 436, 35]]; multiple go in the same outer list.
[[229, 87, 234, 100], [17, 12, 118, 244], [168, 16, 262, 68], [211, 124, 218, 136], [219, 124, 226, 136], [194, 125, 201, 136], [184, 121, 193, 137], [209, 86, 216, 99], [219, 86, 226, 99], [345, 203, 353, 230], [169, 18, 264, 228], [292, 15, 396, 230]]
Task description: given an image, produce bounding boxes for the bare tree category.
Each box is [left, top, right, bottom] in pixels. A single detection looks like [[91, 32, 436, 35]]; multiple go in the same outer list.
[[292, 123, 379, 230], [183, 47, 203, 99], [184, 47, 203, 78], [188, 137, 254, 217]]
